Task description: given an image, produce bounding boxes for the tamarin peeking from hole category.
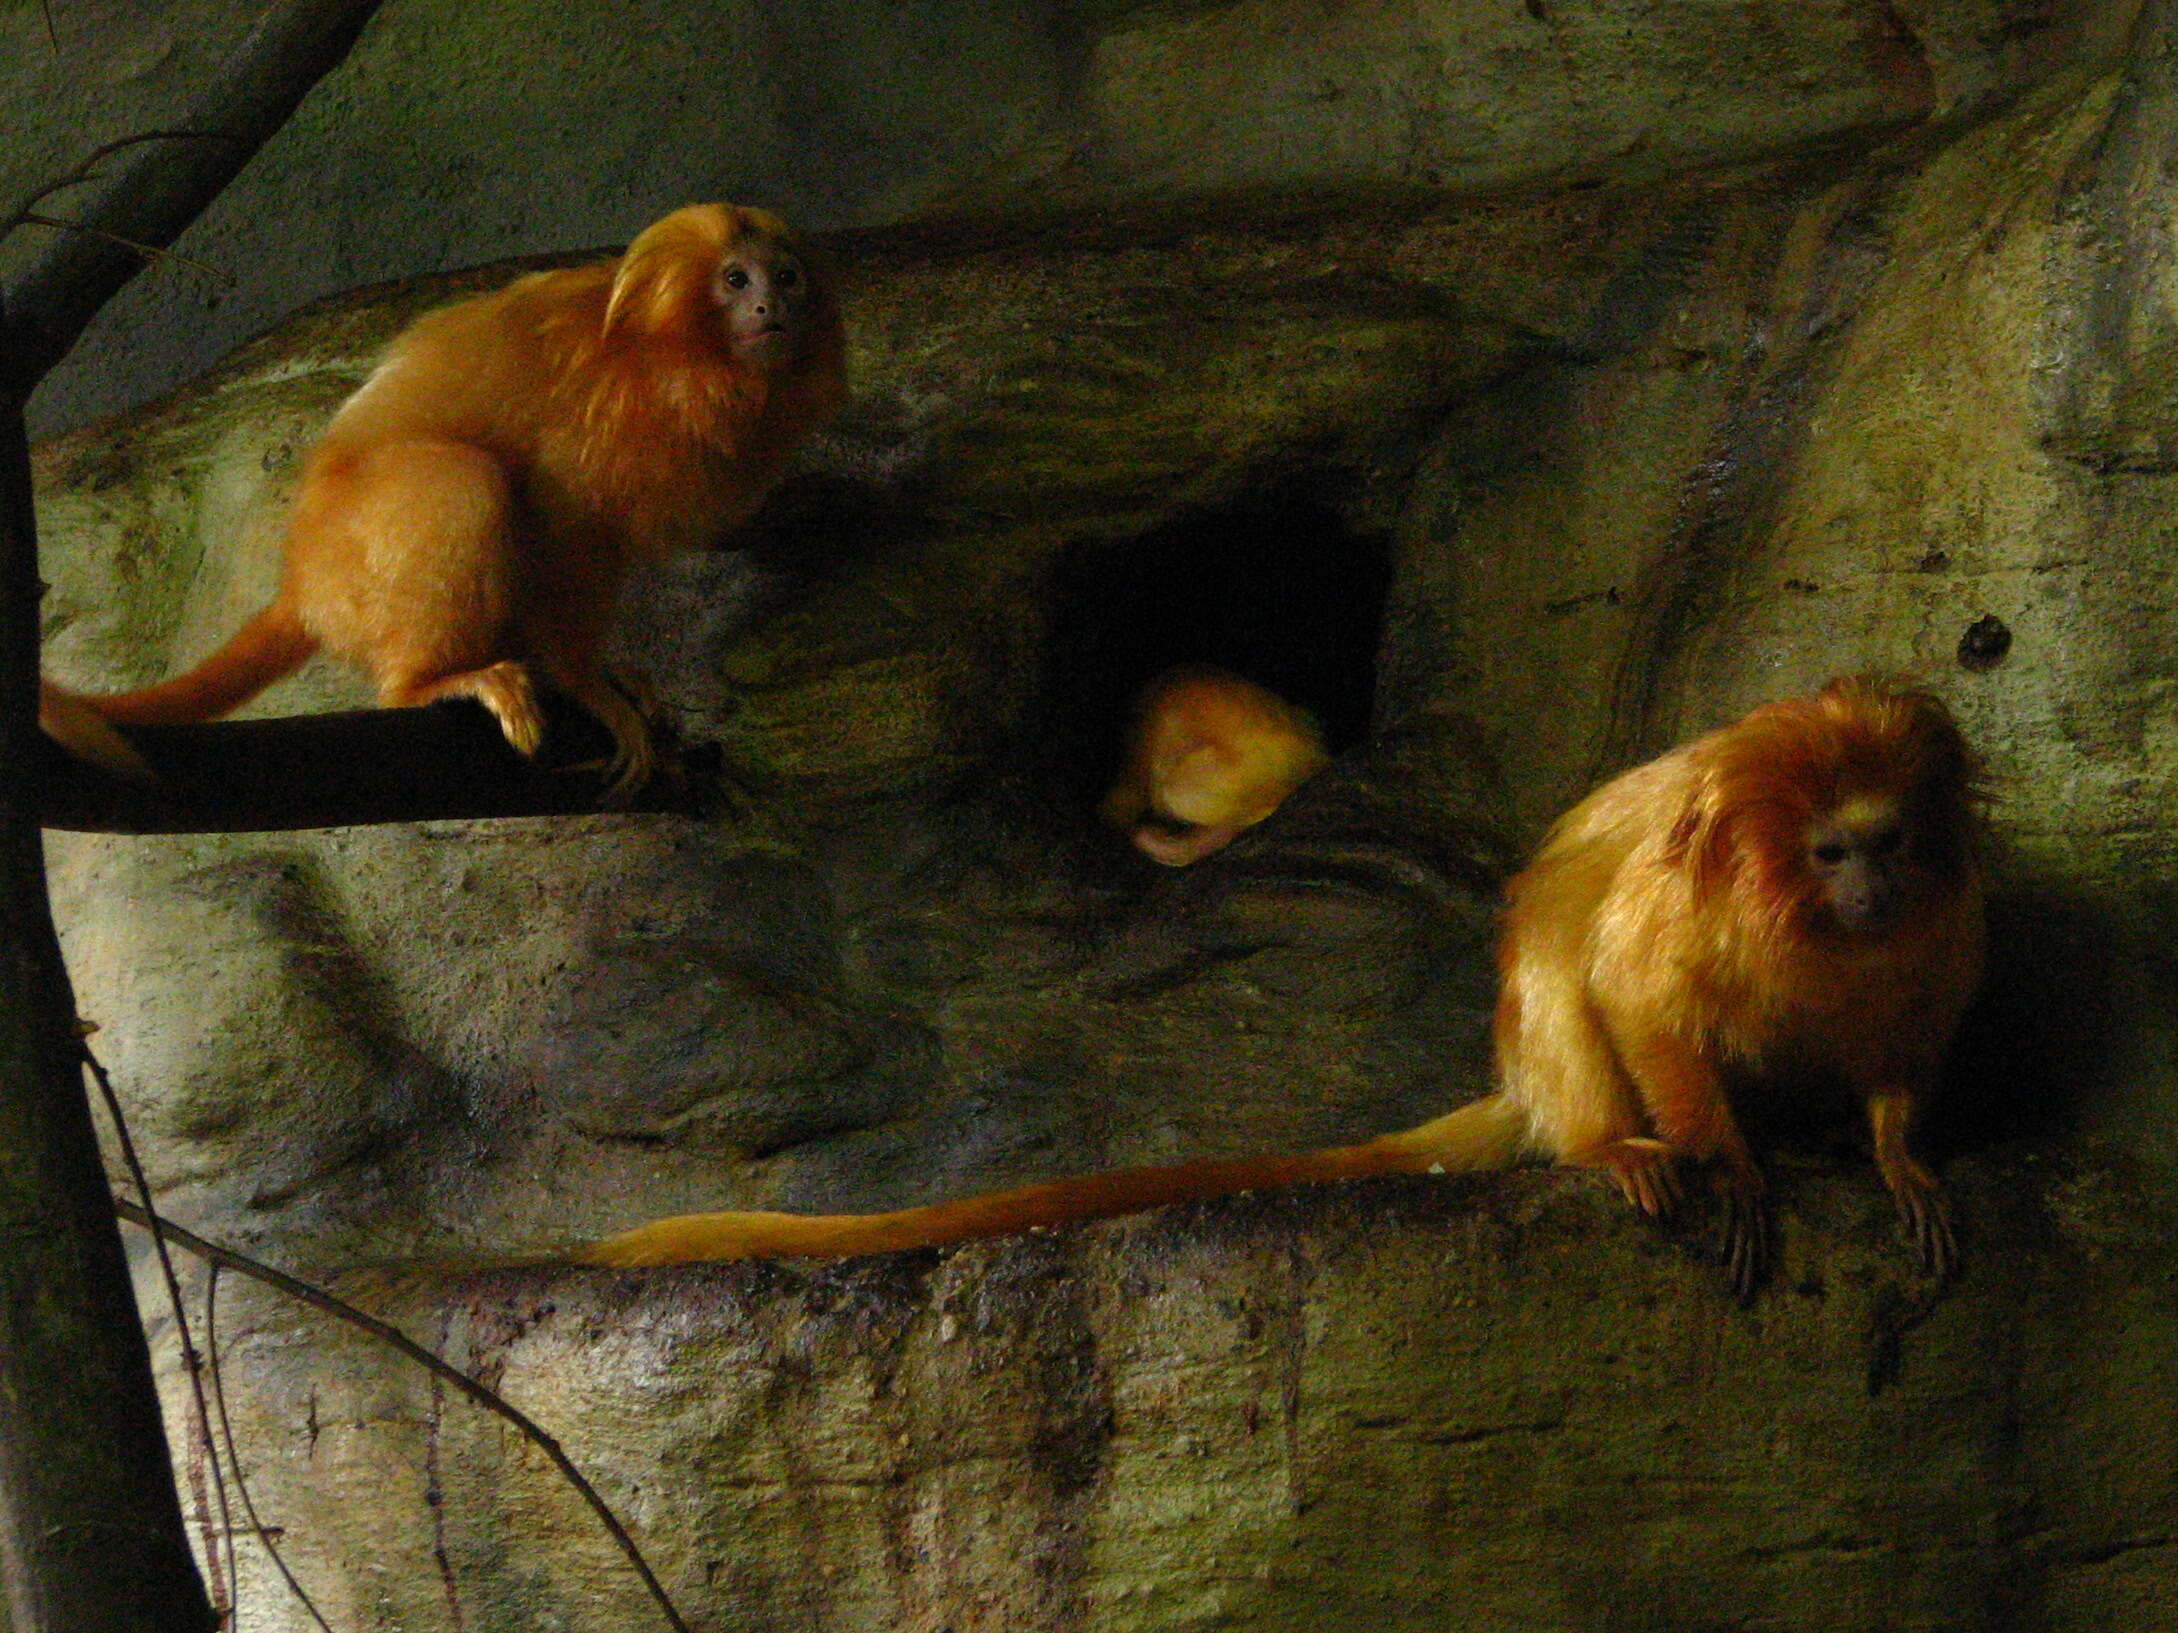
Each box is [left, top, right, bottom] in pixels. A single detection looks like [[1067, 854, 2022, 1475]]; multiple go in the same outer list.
[[1096, 665, 1330, 866], [580, 675, 1984, 1300], [42, 203, 847, 800]]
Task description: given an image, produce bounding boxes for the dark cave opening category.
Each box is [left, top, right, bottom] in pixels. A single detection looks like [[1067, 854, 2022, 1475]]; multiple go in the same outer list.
[[1027, 474, 1395, 820]]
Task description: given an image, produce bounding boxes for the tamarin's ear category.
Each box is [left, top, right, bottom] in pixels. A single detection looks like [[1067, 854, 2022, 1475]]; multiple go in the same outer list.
[[604, 204, 734, 336]]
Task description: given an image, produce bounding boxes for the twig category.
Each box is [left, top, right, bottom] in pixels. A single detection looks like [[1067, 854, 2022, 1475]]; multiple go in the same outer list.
[[204, 1266, 336, 1633], [207, 1265, 244, 1626], [0, 131, 241, 242], [82, 1043, 236, 1619], [110, 1199, 694, 1633], [15, 213, 231, 286]]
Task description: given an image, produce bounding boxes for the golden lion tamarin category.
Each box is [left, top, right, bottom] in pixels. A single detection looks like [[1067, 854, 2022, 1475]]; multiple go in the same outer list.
[[42, 204, 846, 796], [1097, 665, 1329, 866], [1485, 673, 1984, 1295], [578, 677, 1984, 1295]]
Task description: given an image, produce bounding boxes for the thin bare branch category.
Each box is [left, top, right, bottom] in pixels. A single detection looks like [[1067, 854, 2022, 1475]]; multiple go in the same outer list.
[[111, 1200, 694, 1633], [204, 1267, 336, 1633], [200, 1272, 245, 1623], [1, 130, 242, 241], [16, 213, 231, 286]]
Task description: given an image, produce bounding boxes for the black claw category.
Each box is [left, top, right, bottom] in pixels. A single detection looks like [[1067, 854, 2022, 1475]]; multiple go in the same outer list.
[[1895, 1188, 1958, 1284], [1716, 1180, 1771, 1304]]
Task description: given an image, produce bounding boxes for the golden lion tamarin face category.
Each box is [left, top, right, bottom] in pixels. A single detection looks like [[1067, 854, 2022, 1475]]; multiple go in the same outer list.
[[712, 236, 812, 366], [1803, 791, 1913, 933]]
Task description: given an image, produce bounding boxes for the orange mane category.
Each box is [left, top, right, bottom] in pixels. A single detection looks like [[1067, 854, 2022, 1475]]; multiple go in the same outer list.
[[1671, 676, 1981, 945]]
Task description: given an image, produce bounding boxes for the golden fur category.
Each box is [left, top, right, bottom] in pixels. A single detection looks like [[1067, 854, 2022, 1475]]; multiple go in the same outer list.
[[1097, 665, 1329, 866], [43, 204, 846, 795], [1491, 674, 1984, 1293], [575, 683, 1983, 1293]]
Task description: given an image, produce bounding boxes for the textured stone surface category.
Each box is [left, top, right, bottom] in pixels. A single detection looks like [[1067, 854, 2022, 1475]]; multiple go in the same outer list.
[[28, 6, 2178, 1630], [5, 0, 2126, 435], [187, 1163, 2178, 1632]]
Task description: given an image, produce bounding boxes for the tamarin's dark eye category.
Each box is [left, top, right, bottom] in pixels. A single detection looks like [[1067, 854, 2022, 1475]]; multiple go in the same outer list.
[[723, 267, 751, 290], [777, 267, 799, 287], [1812, 841, 1847, 865]]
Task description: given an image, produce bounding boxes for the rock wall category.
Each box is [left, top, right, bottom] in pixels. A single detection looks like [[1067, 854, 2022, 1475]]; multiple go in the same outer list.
[[28, 4, 2178, 1630], [202, 1163, 2173, 1632], [5, 0, 2128, 436]]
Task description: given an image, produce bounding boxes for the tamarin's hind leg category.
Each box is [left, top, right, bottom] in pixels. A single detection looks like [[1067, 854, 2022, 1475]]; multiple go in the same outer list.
[[292, 438, 547, 758], [386, 660, 546, 757], [1496, 970, 1681, 1217]]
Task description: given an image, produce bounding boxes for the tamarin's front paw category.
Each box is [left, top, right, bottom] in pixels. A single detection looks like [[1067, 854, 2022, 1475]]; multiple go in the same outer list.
[[1888, 1168, 1957, 1283]]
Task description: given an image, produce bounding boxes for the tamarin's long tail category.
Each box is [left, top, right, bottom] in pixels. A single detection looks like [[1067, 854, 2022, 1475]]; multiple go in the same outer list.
[[38, 680, 153, 778], [577, 1093, 1531, 1268], [64, 601, 318, 727]]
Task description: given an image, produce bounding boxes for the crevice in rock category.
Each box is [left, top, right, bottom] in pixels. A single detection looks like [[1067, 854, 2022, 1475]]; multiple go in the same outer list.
[[1027, 468, 1395, 825]]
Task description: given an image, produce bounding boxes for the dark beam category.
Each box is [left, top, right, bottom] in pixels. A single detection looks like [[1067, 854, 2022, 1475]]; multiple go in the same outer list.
[[37, 696, 710, 835]]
